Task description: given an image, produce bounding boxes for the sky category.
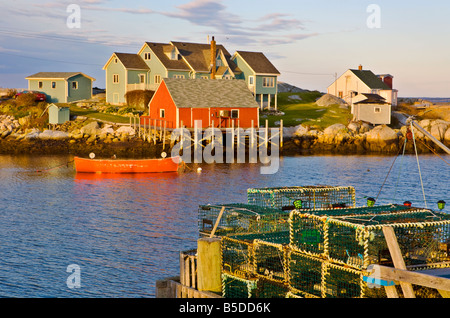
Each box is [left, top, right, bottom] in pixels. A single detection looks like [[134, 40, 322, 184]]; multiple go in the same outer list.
[[0, 0, 449, 97]]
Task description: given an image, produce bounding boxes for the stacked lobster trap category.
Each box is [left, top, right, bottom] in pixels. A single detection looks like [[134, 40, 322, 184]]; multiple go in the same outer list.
[[197, 186, 450, 298]]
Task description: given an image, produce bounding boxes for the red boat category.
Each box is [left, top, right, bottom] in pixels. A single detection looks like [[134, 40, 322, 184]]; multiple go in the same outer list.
[[74, 156, 182, 173]]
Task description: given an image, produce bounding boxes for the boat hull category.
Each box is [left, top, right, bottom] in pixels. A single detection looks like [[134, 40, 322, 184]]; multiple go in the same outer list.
[[74, 156, 182, 173]]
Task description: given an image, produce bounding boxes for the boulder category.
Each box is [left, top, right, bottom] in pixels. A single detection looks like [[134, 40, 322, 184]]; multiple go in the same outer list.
[[24, 128, 41, 139], [321, 123, 349, 143], [366, 125, 398, 146], [293, 124, 309, 137], [80, 121, 101, 135], [315, 94, 347, 107], [445, 128, 450, 142], [38, 130, 69, 140], [429, 119, 449, 141], [116, 126, 136, 136]]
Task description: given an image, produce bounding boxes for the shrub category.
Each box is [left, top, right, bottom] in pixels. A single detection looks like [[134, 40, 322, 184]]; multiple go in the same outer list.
[[15, 93, 37, 107], [124, 90, 154, 110], [6, 88, 17, 98]]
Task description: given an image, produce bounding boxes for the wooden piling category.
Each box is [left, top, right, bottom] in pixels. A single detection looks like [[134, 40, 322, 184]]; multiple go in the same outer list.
[[197, 237, 222, 293]]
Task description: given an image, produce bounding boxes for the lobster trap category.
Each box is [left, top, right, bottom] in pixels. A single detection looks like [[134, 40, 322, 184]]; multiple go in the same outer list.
[[247, 186, 356, 210], [290, 208, 450, 269], [199, 203, 290, 237]]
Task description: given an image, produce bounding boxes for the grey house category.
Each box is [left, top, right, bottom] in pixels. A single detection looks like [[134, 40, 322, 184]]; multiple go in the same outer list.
[[26, 72, 95, 103]]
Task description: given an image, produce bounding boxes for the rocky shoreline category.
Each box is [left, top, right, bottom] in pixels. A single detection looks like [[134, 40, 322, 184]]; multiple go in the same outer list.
[[0, 114, 449, 157]]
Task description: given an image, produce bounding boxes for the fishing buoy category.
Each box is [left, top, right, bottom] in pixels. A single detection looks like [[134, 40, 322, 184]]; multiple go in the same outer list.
[[89, 152, 96, 159], [197, 167, 202, 173]]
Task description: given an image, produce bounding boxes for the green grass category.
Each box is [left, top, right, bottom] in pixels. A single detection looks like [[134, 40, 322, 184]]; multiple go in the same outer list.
[[69, 105, 131, 124], [260, 91, 353, 129]]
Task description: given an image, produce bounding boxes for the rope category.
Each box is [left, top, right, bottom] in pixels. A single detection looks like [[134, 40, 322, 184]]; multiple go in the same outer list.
[[35, 160, 74, 173], [375, 144, 404, 202]]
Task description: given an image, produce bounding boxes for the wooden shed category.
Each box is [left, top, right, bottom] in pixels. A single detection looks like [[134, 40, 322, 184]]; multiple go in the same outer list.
[[48, 103, 70, 125]]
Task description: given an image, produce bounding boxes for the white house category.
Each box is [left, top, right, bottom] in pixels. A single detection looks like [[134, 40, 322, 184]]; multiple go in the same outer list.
[[327, 65, 398, 125]]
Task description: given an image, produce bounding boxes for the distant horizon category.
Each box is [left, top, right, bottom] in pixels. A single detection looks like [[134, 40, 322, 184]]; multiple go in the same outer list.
[[1, 1, 449, 98]]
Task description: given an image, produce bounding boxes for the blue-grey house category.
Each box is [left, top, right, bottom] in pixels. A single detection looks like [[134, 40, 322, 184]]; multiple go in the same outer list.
[[26, 72, 96, 103]]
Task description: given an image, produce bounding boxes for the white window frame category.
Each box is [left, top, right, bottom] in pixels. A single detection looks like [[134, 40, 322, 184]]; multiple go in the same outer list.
[[173, 74, 185, 79], [262, 77, 275, 88], [154, 75, 161, 84], [113, 74, 119, 84], [160, 109, 165, 118], [72, 81, 78, 89], [374, 107, 381, 113], [51, 81, 56, 89], [139, 74, 145, 84], [38, 81, 43, 89], [144, 52, 151, 60], [231, 109, 239, 119], [248, 76, 255, 86]]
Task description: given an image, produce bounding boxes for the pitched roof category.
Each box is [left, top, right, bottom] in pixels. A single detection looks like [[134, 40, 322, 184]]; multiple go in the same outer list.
[[162, 78, 259, 108], [144, 42, 191, 71], [235, 51, 280, 75], [353, 93, 388, 104], [170, 41, 240, 74], [26, 72, 95, 81], [114, 53, 149, 70], [349, 69, 391, 90]]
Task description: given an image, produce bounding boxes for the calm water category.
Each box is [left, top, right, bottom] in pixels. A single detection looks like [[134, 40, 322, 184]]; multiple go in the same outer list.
[[0, 153, 448, 297]]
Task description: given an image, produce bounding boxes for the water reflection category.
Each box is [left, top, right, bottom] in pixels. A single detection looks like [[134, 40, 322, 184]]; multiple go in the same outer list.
[[0, 153, 448, 297]]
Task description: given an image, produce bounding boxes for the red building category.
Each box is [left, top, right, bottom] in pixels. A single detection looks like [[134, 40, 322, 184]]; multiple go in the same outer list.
[[141, 78, 260, 129]]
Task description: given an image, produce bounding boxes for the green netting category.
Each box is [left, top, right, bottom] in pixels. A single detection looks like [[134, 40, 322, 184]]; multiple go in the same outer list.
[[290, 209, 450, 269], [222, 236, 254, 279], [253, 240, 287, 282], [199, 203, 289, 237], [222, 273, 258, 298], [247, 186, 356, 210], [288, 251, 324, 297], [254, 278, 290, 298], [323, 263, 363, 298]]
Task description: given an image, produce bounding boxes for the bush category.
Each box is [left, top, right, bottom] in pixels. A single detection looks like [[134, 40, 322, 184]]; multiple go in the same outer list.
[[15, 93, 37, 107], [124, 90, 154, 110], [6, 88, 17, 98]]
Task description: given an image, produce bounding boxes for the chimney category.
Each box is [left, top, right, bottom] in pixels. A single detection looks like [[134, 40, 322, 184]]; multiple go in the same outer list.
[[358, 65, 363, 71], [210, 36, 216, 79]]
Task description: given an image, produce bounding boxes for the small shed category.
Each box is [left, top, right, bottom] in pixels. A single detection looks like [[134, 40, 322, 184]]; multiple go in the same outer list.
[[48, 103, 70, 124]]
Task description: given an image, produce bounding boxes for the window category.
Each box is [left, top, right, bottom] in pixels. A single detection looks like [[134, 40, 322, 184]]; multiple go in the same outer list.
[[248, 76, 254, 85], [154, 75, 161, 84], [51, 82, 56, 89], [139, 74, 145, 84], [374, 107, 381, 113], [113, 74, 119, 83], [201, 76, 209, 79], [173, 74, 185, 79], [160, 109, 165, 118], [38, 81, 43, 89], [114, 58, 118, 64], [144, 53, 151, 60], [231, 109, 239, 119], [262, 77, 275, 87], [338, 91, 343, 98], [72, 81, 78, 89]]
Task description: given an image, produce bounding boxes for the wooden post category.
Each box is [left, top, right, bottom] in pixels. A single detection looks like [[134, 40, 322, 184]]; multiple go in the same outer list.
[[251, 120, 255, 148], [265, 119, 269, 148], [280, 119, 283, 148], [382, 226, 416, 298], [197, 237, 222, 293]]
